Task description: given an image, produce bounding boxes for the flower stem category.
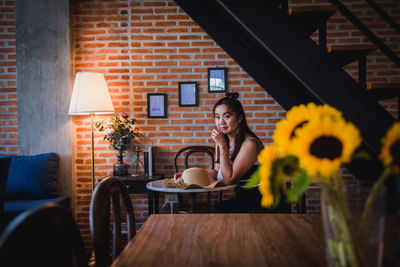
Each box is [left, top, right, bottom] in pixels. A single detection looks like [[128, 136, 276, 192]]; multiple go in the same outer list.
[[357, 166, 392, 242], [321, 181, 364, 267], [118, 151, 124, 164]]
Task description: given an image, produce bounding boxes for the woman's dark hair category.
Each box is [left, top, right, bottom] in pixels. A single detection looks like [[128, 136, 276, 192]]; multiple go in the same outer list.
[[213, 92, 264, 162]]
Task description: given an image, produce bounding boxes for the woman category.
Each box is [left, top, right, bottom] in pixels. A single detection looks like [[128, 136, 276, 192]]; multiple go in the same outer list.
[[208, 92, 291, 213]]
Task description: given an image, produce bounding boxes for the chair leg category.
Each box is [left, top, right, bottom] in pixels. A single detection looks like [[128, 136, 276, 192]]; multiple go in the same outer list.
[[297, 194, 306, 214], [178, 193, 183, 209]]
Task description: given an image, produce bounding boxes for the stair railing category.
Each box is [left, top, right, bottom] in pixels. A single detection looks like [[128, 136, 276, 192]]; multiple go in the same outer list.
[[328, 0, 400, 69], [365, 0, 400, 35]]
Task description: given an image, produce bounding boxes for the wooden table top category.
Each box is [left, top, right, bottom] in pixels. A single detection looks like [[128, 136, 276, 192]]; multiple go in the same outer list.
[[111, 214, 327, 267]]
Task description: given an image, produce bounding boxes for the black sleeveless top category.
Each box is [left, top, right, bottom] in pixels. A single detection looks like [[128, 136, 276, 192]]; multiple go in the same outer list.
[[234, 164, 259, 195]]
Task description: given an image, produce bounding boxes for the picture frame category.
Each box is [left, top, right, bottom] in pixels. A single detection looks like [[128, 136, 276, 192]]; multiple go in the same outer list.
[[147, 93, 167, 118], [208, 67, 227, 93], [178, 82, 198, 107]]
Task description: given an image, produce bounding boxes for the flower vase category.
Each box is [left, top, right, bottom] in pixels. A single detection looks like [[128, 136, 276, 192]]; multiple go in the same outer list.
[[113, 154, 129, 176], [320, 181, 386, 267]]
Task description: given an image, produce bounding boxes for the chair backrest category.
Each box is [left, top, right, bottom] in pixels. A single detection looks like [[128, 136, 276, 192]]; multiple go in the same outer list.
[[89, 176, 136, 267], [0, 202, 88, 267], [173, 146, 215, 173], [0, 158, 11, 217], [297, 194, 307, 213]]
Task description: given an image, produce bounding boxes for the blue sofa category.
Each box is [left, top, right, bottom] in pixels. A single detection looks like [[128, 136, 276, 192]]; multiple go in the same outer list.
[[0, 153, 70, 225]]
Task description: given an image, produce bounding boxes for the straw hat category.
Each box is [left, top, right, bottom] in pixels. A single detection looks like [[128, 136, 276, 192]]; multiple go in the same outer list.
[[164, 167, 223, 189]]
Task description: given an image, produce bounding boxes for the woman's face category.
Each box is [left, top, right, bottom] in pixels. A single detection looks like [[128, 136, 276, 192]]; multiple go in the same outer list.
[[214, 104, 241, 135]]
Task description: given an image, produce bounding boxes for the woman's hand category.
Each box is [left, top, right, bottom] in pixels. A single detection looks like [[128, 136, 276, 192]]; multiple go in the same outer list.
[[211, 129, 227, 149]]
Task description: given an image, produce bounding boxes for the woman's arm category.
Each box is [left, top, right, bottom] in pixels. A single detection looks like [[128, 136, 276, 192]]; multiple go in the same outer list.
[[208, 169, 218, 179], [219, 139, 259, 185], [208, 145, 219, 179]]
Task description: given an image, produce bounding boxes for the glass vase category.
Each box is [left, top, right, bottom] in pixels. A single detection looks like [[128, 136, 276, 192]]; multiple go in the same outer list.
[[320, 181, 386, 267], [113, 154, 129, 176]]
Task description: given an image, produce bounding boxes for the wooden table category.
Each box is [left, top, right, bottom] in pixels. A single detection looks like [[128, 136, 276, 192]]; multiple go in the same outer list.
[[146, 179, 237, 213], [111, 214, 326, 267]]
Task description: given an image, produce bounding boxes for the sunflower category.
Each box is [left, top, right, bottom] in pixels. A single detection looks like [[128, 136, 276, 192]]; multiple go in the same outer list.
[[258, 144, 279, 207], [289, 115, 361, 178], [380, 122, 400, 173], [273, 103, 342, 155], [273, 103, 318, 155], [318, 104, 343, 121]]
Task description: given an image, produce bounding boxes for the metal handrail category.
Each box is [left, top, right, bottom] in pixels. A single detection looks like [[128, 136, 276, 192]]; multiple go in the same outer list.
[[365, 0, 400, 35], [328, 0, 400, 69]]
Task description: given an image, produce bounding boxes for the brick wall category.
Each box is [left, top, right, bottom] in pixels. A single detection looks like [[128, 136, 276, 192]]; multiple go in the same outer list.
[[0, 0, 17, 154]]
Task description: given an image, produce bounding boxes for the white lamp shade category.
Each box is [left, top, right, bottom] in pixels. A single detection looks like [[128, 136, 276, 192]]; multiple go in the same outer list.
[[69, 72, 115, 115]]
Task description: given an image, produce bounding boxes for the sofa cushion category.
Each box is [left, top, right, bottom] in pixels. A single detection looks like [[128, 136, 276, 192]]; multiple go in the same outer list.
[[3, 197, 70, 217], [0, 153, 60, 200]]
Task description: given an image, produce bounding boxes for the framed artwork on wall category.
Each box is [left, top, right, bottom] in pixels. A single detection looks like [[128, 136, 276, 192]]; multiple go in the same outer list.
[[208, 67, 227, 93], [178, 82, 198, 107], [147, 93, 167, 118]]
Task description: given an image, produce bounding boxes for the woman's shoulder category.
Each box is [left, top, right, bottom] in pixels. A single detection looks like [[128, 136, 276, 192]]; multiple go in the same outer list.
[[244, 135, 257, 141], [244, 135, 263, 146]]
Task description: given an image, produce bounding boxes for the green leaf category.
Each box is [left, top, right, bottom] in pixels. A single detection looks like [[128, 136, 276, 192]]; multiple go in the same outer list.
[[244, 166, 261, 189], [272, 190, 281, 208], [276, 155, 299, 181], [352, 150, 371, 161], [268, 158, 282, 208], [286, 169, 310, 203]]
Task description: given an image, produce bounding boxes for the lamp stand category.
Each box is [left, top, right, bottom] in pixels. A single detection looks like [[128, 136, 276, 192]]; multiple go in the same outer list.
[[91, 113, 95, 191]]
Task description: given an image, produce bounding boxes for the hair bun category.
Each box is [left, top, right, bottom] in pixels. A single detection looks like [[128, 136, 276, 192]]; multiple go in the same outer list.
[[225, 92, 239, 100]]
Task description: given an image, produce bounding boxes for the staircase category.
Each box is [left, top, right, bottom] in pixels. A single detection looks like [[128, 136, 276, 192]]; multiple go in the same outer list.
[[289, 1, 400, 104], [173, 0, 397, 173]]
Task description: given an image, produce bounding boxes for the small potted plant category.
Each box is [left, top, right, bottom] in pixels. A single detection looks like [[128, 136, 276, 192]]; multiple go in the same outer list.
[[96, 113, 139, 176]]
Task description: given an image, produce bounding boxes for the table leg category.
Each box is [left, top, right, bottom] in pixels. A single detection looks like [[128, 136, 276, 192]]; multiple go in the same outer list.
[[148, 191, 153, 215], [190, 193, 196, 213], [154, 192, 159, 214]]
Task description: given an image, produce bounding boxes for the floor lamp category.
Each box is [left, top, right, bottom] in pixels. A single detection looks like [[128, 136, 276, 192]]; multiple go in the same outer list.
[[69, 72, 115, 191]]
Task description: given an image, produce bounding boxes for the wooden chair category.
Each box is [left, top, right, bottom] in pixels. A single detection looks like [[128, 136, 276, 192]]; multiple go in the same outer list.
[[173, 146, 218, 211], [173, 146, 215, 172], [297, 194, 307, 213], [285, 181, 306, 213], [0, 158, 11, 220], [89, 176, 136, 267], [0, 202, 88, 267]]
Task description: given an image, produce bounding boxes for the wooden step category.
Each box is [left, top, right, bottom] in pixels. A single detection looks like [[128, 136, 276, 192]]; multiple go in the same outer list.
[[327, 44, 378, 66], [367, 82, 400, 100], [289, 5, 337, 36]]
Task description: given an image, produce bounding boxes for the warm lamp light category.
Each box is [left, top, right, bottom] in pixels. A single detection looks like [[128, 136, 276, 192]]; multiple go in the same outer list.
[[69, 72, 114, 191], [69, 72, 114, 115]]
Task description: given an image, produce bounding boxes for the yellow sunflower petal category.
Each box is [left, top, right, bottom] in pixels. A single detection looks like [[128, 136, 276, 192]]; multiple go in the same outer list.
[[257, 144, 278, 166], [289, 115, 361, 178], [273, 103, 318, 155], [380, 122, 400, 172], [257, 145, 279, 207], [318, 104, 343, 121], [260, 178, 274, 207]]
